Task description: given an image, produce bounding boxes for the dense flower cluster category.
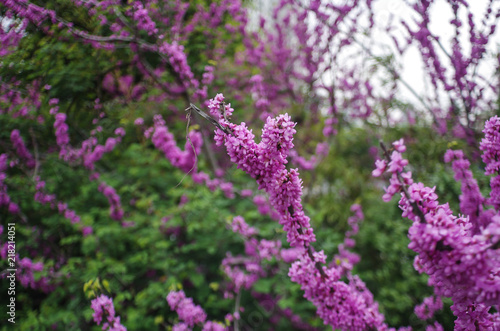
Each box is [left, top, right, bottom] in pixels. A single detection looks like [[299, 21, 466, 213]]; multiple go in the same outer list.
[[83, 130, 124, 171], [98, 182, 124, 221], [54, 112, 70, 152], [374, 134, 500, 329], [159, 42, 197, 91], [150, 114, 202, 173], [131, 2, 158, 36], [252, 194, 279, 219], [289, 251, 385, 330], [143, 114, 236, 199], [166, 290, 207, 327], [0, 154, 19, 214], [249, 74, 271, 120], [166, 290, 224, 331], [230, 215, 257, 238], [0, 225, 56, 293], [16, 257, 55, 293], [10, 129, 35, 168], [210, 93, 388, 330], [0, 15, 26, 56], [444, 149, 491, 233], [0, 0, 57, 28], [44, 111, 127, 222], [209, 93, 315, 247], [480, 116, 500, 211], [91, 295, 127, 331]]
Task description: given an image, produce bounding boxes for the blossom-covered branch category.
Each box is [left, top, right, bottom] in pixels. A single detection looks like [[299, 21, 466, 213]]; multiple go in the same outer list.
[[373, 121, 500, 329]]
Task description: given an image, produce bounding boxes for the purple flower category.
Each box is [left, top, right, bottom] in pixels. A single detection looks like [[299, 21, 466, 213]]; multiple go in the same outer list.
[[90, 295, 126, 330], [166, 290, 207, 327]]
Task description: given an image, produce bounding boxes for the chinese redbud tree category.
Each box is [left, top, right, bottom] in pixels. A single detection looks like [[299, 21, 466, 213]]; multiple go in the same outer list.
[[1, 0, 499, 330]]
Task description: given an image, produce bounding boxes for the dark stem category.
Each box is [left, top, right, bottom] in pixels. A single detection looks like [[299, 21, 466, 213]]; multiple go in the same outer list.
[[186, 103, 233, 136]]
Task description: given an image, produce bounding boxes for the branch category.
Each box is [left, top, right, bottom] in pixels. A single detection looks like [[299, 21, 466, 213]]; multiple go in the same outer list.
[[190, 101, 327, 279], [185, 103, 233, 136], [379, 141, 427, 223]]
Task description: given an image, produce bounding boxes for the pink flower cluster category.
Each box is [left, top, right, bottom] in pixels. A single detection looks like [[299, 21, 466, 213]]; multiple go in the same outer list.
[[54, 112, 70, 154], [91, 294, 126, 331], [159, 42, 198, 91], [372, 139, 411, 202], [50, 104, 128, 223], [0, 154, 20, 214], [0, 228, 56, 293], [444, 149, 491, 234], [209, 93, 314, 248], [414, 295, 443, 321], [83, 131, 124, 171], [149, 114, 202, 173], [252, 194, 279, 219], [0, 16, 26, 56], [51, 114, 126, 168], [52, 110, 127, 222], [210, 94, 388, 330], [249, 74, 271, 120], [10, 129, 35, 168], [16, 257, 55, 292], [0, 0, 57, 27], [192, 171, 235, 199], [289, 251, 385, 329], [166, 290, 224, 331], [480, 116, 500, 211], [98, 182, 124, 221], [400, 0, 498, 132], [230, 215, 257, 237], [426, 321, 444, 331], [222, 216, 283, 297], [130, 2, 158, 36], [5, 127, 96, 230], [0, 79, 40, 119], [144, 114, 235, 199], [374, 134, 500, 329]]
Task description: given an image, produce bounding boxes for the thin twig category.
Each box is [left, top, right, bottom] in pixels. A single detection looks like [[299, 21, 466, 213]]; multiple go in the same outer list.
[[431, 35, 452, 60], [186, 103, 233, 136]]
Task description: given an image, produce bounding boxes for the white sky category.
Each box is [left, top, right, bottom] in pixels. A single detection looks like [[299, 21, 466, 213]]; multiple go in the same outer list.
[[249, 0, 500, 123], [371, 0, 500, 109]]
